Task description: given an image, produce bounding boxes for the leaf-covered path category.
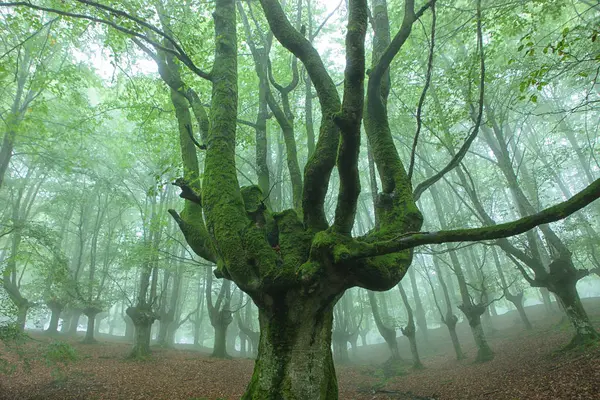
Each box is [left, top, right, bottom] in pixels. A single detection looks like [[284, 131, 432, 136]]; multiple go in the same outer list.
[[1, 299, 599, 400]]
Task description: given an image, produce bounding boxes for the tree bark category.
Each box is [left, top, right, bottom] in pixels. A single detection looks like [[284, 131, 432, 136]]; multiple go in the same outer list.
[[398, 283, 423, 369], [408, 268, 428, 340], [127, 306, 157, 359], [459, 303, 494, 362], [545, 258, 600, 346], [45, 301, 63, 334], [211, 309, 232, 358], [368, 291, 402, 362], [67, 309, 82, 336], [507, 291, 532, 330], [444, 314, 464, 360], [242, 297, 338, 400], [432, 256, 465, 360], [82, 308, 101, 344], [332, 330, 350, 364], [16, 303, 29, 332]]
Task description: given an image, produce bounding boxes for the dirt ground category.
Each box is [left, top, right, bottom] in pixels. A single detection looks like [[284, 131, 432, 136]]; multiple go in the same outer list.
[[1, 298, 599, 400]]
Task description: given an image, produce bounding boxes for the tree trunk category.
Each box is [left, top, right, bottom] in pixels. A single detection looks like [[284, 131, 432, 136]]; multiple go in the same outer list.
[[127, 306, 157, 359], [348, 334, 359, 358], [368, 291, 402, 362], [94, 312, 108, 336], [460, 304, 494, 362], [193, 319, 202, 346], [226, 322, 239, 355], [408, 268, 428, 340], [157, 313, 174, 347], [552, 279, 599, 347], [404, 330, 423, 369], [239, 331, 247, 357], [242, 300, 338, 399], [166, 323, 177, 346], [506, 291, 532, 330], [16, 303, 29, 332], [45, 303, 63, 334], [67, 310, 82, 336], [212, 318, 230, 358], [332, 331, 349, 364], [540, 287, 554, 314], [443, 313, 464, 360], [82, 307, 102, 344], [398, 283, 423, 368], [124, 314, 134, 341]]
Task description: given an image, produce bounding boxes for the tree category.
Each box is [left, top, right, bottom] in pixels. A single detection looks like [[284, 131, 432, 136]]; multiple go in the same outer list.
[[2, 0, 599, 398]]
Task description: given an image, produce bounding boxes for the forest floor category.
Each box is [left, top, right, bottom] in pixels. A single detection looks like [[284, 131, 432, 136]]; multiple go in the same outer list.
[[1, 298, 600, 400]]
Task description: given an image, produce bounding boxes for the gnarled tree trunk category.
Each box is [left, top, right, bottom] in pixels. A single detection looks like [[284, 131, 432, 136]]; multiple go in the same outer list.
[[242, 294, 339, 400], [127, 306, 157, 359], [82, 307, 102, 344]]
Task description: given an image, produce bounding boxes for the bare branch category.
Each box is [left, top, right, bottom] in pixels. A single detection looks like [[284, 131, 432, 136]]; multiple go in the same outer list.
[[0, 1, 212, 80], [408, 1, 436, 180], [347, 177, 600, 260], [412, 1, 484, 201]]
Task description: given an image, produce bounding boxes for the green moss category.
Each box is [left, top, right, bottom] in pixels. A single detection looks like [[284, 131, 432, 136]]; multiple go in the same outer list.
[[241, 185, 264, 212], [274, 210, 312, 270]]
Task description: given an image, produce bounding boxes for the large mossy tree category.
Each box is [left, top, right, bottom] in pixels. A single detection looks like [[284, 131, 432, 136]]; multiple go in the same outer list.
[[3, 0, 600, 398], [169, 0, 599, 397]]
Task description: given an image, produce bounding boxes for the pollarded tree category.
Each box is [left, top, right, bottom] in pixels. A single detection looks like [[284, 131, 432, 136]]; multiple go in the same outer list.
[[4, 0, 600, 398]]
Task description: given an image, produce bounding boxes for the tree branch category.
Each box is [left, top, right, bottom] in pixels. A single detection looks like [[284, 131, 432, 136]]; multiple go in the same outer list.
[[332, 0, 367, 234], [259, 0, 341, 230], [407, 0, 436, 180], [346, 177, 600, 260], [412, 1, 484, 201], [0, 1, 212, 81]]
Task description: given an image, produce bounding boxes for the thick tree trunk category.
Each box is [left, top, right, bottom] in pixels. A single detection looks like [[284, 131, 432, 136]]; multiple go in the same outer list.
[[94, 312, 108, 336], [443, 314, 464, 360], [82, 308, 101, 344], [157, 313, 174, 347], [242, 302, 338, 399], [506, 291, 532, 330], [404, 332, 423, 369], [67, 310, 82, 336], [359, 332, 367, 347], [332, 331, 349, 364], [127, 306, 157, 359], [226, 323, 238, 355], [166, 323, 177, 346], [239, 331, 247, 357], [83, 315, 97, 344], [45, 303, 63, 334], [540, 287, 554, 314], [16, 304, 29, 332], [124, 314, 134, 341], [460, 304, 494, 362], [552, 280, 599, 347], [212, 321, 230, 358]]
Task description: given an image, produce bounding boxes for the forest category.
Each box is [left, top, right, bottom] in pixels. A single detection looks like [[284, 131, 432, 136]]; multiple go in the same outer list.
[[0, 0, 599, 399]]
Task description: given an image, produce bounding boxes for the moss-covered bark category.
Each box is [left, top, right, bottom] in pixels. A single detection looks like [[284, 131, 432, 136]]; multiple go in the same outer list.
[[126, 305, 157, 359], [242, 291, 339, 400]]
